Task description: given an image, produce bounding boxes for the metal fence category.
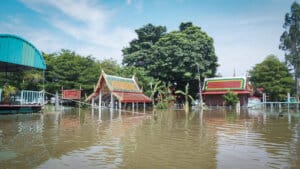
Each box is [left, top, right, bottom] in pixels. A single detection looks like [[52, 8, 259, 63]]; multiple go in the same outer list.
[[20, 90, 45, 105]]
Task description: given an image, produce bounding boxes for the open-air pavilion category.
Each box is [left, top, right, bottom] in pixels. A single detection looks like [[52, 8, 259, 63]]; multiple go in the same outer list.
[[0, 34, 46, 113], [86, 71, 151, 112]]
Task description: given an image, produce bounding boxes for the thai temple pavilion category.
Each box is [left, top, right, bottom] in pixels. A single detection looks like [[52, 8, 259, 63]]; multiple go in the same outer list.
[[202, 76, 252, 106], [86, 71, 151, 110]]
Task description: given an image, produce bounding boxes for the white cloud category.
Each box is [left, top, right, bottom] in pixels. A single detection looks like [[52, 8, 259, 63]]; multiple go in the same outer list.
[[18, 0, 136, 61]]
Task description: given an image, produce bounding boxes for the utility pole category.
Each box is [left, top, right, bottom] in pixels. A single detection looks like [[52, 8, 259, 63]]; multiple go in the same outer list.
[[196, 63, 203, 108]]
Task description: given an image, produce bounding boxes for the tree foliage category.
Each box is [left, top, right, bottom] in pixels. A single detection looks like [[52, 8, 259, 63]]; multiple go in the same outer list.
[[280, 2, 300, 95], [249, 55, 294, 101], [122, 22, 218, 97], [43, 49, 101, 96], [223, 91, 239, 106], [122, 23, 167, 67], [43, 49, 156, 99]]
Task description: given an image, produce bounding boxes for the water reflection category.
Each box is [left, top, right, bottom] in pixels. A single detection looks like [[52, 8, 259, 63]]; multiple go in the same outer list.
[[0, 107, 299, 169]]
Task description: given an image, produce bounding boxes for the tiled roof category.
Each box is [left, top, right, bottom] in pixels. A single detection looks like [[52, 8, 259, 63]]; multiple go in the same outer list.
[[86, 71, 151, 103], [104, 74, 140, 92], [112, 92, 151, 103]]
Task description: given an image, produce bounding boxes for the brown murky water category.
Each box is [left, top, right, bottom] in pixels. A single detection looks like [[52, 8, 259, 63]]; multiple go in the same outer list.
[[0, 106, 300, 169]]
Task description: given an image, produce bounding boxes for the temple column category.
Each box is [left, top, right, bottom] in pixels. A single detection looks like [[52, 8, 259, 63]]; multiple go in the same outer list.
[[110, 93, 114, 110], [99, 91, 102, 109], [132, 102, 135, 113], [92, 97, 95, 108]]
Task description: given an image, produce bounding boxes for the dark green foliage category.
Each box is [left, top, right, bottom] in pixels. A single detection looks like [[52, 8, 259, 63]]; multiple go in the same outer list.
[[280, 2, 300, 96], [249, 55, 294, 101], [122, 22, 218, 97], [122, 23, 167, 67], [223, 91, 239, 106], [43, 49, 101, 96], [44, 50, 155, 98]]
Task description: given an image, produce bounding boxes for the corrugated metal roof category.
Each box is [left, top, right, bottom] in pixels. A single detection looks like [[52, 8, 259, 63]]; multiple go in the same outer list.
[[0, 34, 46, 71]]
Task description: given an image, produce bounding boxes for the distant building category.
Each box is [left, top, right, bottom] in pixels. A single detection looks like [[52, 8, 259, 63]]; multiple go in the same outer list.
[[202, 76, 252, 106]]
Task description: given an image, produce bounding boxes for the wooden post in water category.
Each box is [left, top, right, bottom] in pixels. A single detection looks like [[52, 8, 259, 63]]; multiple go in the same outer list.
[[271, 103, 273, 112], [262, 93, 266, 109], [55, 91, 59, 110], [287, 93, 290, 111], [279, 103, 282, 112]]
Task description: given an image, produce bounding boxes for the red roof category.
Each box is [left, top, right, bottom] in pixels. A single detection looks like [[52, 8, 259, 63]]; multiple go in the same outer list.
[[204, 77, 246, 91], [202, 90, 250, 95], [112, 91, 151, 103]]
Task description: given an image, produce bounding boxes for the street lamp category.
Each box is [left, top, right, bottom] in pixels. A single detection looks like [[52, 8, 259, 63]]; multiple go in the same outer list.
[[196, 63, 203, 108]]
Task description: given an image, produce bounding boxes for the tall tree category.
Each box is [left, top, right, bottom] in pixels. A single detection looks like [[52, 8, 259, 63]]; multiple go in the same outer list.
[[249, 55, 294, 101], [122, 23, 167, 67], [43, 49, 101, 96], [280, 2, 300, 98], [122, 22, 218, 97]]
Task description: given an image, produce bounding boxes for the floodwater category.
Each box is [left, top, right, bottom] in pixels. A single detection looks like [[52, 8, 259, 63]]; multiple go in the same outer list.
[[0, 106, 300, 169]]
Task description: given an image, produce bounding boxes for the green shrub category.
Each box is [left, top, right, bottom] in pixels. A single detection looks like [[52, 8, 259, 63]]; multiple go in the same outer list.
[[223, 91, 239, 106]]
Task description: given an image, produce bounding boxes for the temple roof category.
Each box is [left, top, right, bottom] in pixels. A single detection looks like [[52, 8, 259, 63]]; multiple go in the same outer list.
[[86, 71, 151, 103], [104, 74, 141, 93], [202, 76, 250, 95]]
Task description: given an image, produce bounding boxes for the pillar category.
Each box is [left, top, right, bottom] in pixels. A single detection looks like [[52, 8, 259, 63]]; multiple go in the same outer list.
[[143, 102, 146, 113], [99, 91, 102, 109], [110, 93, 114, 110], [92, 97, 95, 108], [132, 102, 135, 113]]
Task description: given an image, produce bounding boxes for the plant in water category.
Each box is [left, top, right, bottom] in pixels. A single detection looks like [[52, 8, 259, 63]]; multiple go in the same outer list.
[[150, 80, 162, 107], [223, 91, 239, 107], [175, 83, 194, 113], [2, 84, 17, 103]]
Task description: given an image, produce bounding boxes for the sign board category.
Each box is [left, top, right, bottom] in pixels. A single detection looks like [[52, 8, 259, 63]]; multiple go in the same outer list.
[[62, 90, 81, 100]]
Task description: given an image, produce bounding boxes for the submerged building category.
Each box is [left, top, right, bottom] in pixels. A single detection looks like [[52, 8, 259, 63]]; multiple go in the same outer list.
[[86, 71, 151, 110], [202, 76, 252, 106]]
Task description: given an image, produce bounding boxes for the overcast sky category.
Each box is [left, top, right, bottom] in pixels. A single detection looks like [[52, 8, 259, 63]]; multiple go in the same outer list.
[[0, 0, 295, 76]]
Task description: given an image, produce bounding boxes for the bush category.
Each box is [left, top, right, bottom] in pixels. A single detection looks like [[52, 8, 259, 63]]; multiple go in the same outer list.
[[223, 91, 239, 106], [156, 101, 168, 109]]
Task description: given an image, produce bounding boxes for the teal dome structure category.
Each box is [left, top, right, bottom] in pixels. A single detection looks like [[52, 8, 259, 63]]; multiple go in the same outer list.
[[0, 34, 46, 71]]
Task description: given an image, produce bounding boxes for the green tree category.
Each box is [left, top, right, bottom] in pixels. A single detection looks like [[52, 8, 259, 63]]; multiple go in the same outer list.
[[43, 49, 100, 97], [280, 1, 300, 98], [249, 55, 294, 101], [122, 22, 218, 97], [122, 23, 167, 67]]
